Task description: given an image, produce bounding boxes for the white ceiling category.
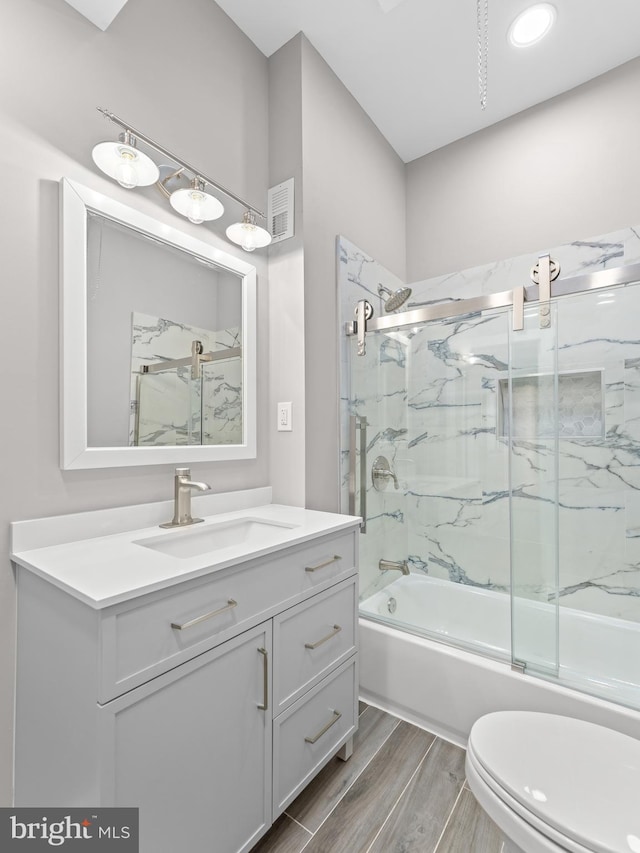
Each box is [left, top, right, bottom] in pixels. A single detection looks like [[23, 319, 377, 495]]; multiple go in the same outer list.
[[214, 0, 640, 163], [63, 0, 128, 31]]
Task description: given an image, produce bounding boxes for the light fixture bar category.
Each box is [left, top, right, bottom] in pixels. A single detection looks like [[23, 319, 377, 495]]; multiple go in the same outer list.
[[97, 107, 265, 219]]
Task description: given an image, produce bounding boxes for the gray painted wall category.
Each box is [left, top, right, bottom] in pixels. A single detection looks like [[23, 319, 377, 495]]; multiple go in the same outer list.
[[0, 0, 269, 804], [300, 37, 407, 513], [267, 36, 306, 508], [267, 35, 407, 514], [406, 57, 640, 282]]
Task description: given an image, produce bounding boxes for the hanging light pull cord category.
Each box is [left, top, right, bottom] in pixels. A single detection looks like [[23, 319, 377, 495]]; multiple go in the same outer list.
[[477, 0, 488, 110]]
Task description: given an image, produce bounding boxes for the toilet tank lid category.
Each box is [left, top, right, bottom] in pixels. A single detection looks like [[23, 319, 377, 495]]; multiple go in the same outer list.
[[468, 711, 640, 853]]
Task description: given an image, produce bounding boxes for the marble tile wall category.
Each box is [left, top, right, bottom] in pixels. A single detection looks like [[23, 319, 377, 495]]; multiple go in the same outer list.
[[339, 228, 640, 625], [130, 312, 242, 446]]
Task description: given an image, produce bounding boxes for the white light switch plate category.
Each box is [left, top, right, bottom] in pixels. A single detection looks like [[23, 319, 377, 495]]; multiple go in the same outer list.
[[277, 402, 292, 431]]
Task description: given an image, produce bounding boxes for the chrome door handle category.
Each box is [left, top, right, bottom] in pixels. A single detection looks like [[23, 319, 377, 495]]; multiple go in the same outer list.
[[305, 555, 342, 573], [170, 599, 237, 630], [257, 647, 268, 711], [349, 415, 368, 533], [305, 624, 342, 650], [304, 710, 342, 744]]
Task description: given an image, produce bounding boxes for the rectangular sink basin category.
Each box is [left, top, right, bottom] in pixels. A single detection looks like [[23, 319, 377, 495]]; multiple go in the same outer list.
[[134, 517, 299, 560]]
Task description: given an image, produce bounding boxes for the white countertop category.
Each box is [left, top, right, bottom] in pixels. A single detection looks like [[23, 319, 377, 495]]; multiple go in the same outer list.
[[11, 490, 360, 609]]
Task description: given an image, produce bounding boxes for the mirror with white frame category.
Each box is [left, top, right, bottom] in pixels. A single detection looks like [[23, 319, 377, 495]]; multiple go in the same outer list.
[[60, 178, 257, 469]]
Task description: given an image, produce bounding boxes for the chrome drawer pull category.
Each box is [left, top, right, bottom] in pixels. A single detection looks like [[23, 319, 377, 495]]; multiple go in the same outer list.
[[305, 710, 342, 744], [171, 599, 238, 631], [305, 624, 342, 650], [257, 647, 268, 711], [305, 555, 342, 573]]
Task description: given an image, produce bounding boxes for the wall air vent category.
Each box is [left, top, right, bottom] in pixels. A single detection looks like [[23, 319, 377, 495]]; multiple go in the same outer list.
[[267, 178, 294, 243]]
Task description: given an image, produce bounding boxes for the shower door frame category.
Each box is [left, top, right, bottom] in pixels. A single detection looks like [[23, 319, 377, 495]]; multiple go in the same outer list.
[[346, 259, 640, 343]]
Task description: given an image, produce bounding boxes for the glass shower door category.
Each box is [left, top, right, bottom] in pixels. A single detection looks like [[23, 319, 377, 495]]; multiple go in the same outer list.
[[135, 365, 201, 445], [551, 281, 640, 707], [508, 302, 560, 677], [349, 325, 409, 604], [351, 303, 529, 661], [510, 277, 640, 709]]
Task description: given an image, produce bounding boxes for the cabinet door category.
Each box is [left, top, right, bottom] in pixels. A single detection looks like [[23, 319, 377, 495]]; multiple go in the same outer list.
[[99, 622, 272, 853]]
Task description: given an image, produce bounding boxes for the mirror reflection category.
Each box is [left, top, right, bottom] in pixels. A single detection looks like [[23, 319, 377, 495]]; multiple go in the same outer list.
[[86, 213, 243, 448]]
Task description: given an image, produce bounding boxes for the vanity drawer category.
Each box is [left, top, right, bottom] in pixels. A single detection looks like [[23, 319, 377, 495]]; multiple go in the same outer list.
[[273, 656, 358, 818], [99, 530, 357, 702], [273, 578, 357, 714]]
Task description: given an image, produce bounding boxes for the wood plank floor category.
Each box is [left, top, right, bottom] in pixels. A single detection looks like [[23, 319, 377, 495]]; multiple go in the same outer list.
[[250, 703, 504, 853]]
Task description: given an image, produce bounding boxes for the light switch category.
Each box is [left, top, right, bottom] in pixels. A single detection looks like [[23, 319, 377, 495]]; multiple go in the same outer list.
[[277, 402, 292, 431]]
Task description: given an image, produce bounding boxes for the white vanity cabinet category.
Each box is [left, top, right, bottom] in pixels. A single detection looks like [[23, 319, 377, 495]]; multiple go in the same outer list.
[[14, 522, 359, 853], [103, 622, 272, 853]]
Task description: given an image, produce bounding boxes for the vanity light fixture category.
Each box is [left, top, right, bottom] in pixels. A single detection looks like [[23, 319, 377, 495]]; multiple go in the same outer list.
[[226, 211, 272, 253], [508, 3, 556, 48], [92, 108, 271, 250], [91, 130, 159, 189], [169, 176, 224, 224]]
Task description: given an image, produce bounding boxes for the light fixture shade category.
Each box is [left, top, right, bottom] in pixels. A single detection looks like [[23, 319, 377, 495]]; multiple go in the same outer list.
[[226, 211, 272, 252], [170, 183, 224, 224], [508, 3, 556, 47], [91, 141, 159, 188]]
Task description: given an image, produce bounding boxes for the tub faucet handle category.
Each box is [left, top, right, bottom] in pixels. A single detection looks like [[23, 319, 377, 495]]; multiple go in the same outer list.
[[372, 456, 399, 491]]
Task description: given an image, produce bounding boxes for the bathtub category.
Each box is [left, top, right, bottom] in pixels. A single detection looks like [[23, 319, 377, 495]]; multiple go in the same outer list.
[[359, 574, 640, 746]]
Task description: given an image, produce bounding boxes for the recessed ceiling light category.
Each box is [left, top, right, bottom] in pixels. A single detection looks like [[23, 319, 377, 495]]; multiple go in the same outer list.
[[508, 3, 556, 47]]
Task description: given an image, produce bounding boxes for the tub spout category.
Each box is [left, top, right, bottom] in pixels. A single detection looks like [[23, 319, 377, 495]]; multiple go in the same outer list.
[[379, 559, 410, 575]]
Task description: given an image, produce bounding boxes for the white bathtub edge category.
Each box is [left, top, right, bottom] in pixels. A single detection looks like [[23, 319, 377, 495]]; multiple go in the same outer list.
[[359, 618, 640, 743], [359, 690, 467, 749]]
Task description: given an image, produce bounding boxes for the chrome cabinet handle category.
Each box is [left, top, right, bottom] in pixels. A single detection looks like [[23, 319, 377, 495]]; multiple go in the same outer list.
[[305, 624, 342, 650], [170, 599, 237, 630], [305, 710, 342, 744], [305, 555, 342, 573], [257, 647, 268, 711]]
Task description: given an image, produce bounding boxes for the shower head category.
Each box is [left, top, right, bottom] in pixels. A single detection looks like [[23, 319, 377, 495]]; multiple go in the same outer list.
[[378, 284, 412, 313]]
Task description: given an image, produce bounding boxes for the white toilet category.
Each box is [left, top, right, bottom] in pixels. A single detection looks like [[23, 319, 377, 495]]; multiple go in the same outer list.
[[465, 711, 640, 853]]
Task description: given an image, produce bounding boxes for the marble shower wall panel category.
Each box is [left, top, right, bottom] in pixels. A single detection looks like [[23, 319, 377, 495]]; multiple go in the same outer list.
[[408, 230, 633, 310], [550, 286, 640, 622], [201, 356, 243, 446], [339, 225, 640, 620], [340, 236, 409, 599], [339, 237, 406, 516], [350, 326, 409, 599], [404, 310, 512, 591]]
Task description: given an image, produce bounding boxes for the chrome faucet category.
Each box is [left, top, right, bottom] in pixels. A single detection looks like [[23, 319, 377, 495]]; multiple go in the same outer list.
[[379, 559, 410, 575], [160, 467, 211, 528]]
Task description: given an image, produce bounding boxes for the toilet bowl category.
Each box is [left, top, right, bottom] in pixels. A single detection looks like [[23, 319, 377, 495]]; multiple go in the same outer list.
[[465, 711, 640, 853]]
